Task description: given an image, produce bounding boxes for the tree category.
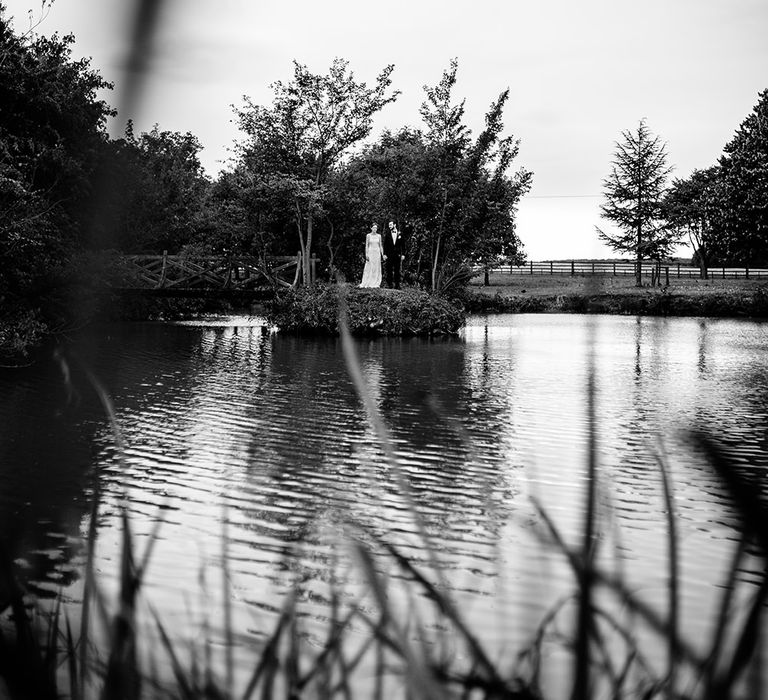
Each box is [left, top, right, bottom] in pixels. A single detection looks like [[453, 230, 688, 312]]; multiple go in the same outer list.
[[706, 89, 768, 266], [90, 123, 211, 252], [332, 128, 434, 282], [0, 6, 113, 355], [664, 167, 719, 278], [324, 62, 532, 295], [597, 120, 676, 286], [417, 60, 531, 292], [233, 58, 399, 283]]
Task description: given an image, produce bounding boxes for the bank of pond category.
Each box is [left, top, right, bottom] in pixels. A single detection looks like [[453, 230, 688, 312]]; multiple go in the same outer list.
[[267, 283, 768, 336], [4, 282, 768, 365]]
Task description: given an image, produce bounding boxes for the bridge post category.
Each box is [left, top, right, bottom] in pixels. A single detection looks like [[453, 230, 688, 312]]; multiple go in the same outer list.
[[224, 255, 234, 289], [158, 250, 168, 288], [290, 252, 302, 287]]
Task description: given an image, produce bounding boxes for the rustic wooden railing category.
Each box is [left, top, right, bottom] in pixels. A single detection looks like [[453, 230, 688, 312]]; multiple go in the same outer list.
[[112, 252, 315, 297], [485, 261, 768, 280]]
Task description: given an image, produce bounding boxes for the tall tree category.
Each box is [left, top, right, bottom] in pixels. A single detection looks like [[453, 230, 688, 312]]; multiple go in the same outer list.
[[418, 60, 532, 292], [664, 166, 719, 278], [597, 120, 676, 286], [91, 124, 210, 252], [233, 58, 398, 283], [0, 6, 113, 355], [707, 89, 768, 266]]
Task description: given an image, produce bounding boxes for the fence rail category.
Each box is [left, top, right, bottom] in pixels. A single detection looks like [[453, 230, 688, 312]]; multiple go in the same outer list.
[[114, 252, 313, 295], [486, 261, 768, 280]]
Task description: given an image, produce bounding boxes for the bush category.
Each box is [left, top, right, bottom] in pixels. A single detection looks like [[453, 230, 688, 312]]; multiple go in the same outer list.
[[0, 308, 46, 364], [461, 286, 768, 319], [267, 284, 465, 336]]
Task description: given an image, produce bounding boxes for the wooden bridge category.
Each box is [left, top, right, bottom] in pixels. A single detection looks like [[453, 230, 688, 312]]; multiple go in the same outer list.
[[111, 252, 314, 300]]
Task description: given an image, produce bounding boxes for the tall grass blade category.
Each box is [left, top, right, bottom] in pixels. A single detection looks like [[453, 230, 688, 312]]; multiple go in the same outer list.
[[150, 605, 196, 699], [101, 509, 141, 700], [713, 578, 768, 699], [690, 431, 768, 556], [370, 537, 513, 696], [352, 541, 445, 700], [531, 497, 703, 667], [374, 615, 385, 700], [297, 602, 359, 691], [221, 500, 234, 698], [573, 315, 598, 700], [0, 543, 56, 699], [690, 431, 768, 698], [241, 594, 292, 700], [655, 443, 680, 697], [286, 605, 301, 698], [76, 362, 120, 692], [702, 536, 747, 691], [337, 289, 445, 583], [65, 615, 80, 700]]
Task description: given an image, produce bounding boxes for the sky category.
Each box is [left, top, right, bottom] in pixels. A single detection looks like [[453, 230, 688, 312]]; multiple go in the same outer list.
[[4, 0, 767, 260]]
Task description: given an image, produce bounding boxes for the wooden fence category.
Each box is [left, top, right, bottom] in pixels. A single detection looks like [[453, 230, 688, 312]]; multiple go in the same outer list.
[[489, 261, 768, 280], [115, 252, 313, 294]]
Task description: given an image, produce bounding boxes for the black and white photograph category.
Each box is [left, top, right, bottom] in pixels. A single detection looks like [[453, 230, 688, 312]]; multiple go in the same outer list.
[[1, 1, 767, 697]]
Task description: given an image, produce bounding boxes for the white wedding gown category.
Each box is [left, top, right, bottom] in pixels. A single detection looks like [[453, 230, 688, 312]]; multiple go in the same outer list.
[[360, 233, 383, 288]]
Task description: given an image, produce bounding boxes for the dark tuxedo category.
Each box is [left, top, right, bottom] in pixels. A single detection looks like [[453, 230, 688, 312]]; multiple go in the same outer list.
[[383, 227, 405, 289]]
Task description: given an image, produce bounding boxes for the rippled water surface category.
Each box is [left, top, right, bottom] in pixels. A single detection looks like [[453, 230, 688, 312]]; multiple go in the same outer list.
[[1, 313, 767, 689]]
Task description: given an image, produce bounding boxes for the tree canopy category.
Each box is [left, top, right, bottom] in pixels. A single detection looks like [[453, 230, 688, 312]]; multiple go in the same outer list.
[[708, 89, 768, 266], [663, 167, 719, 277], [1, 9, 537, 355], [661, 89, 768, 269], [90, 123, 211, 253], [233, 58, 399, 283], [597, 120, 677, 286], [1, 6, 113, 354]]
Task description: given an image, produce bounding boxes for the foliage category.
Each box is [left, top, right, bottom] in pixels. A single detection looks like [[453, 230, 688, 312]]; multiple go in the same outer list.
[[707, 89, 768, 266], [325, 128, 434, 283], [88, 123, 211, 253], [0, 5, 113, 356], [416, 60, 531, 292], [233, 58, 399, 283], [663, 167, 720, 277], [320, 61, 531, 294], [267, 284, 465, 336], [464, 284, 768, 318], [187, 166, 285, 258], [662, 90, 768, 269], [597, 120, 678, 286]]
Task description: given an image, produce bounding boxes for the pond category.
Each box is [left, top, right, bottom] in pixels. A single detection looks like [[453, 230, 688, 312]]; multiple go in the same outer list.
[[1, 313, 767, 695]]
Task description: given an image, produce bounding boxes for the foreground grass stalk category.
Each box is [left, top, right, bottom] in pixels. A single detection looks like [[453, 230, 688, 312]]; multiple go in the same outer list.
[[221, 502, 234, 698], [656, 443, 680, 698], [691, 432, 768, 699], [573, 316, 598, 700]]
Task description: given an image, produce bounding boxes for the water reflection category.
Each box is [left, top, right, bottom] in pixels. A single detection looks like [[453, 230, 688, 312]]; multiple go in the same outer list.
[[1, 314, 768, 677]]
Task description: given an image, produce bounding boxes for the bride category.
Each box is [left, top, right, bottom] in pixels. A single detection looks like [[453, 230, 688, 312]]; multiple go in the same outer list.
[[359, 222, 385, 288]]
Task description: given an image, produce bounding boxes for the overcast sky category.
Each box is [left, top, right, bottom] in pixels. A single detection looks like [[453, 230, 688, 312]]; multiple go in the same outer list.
[[5, 0, 767, 259]]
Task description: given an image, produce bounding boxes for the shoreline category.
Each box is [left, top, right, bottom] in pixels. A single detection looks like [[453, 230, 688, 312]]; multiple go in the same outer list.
[[3, 278, 767, 363], [463, 275, 768, 319]]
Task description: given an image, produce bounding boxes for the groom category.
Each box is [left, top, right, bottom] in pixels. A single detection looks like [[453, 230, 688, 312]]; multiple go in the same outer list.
[[383, 221, 405, 289]]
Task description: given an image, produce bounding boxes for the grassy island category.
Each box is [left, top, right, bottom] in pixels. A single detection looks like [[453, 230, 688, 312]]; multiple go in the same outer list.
[[267, 284, 466, 336]]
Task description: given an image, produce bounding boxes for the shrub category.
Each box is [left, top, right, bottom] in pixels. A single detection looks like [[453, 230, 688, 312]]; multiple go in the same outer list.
[[267, 284, 465, 336]]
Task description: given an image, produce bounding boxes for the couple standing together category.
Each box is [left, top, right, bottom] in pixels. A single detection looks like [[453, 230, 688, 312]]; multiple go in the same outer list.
[[360, 221, 404, 289]]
